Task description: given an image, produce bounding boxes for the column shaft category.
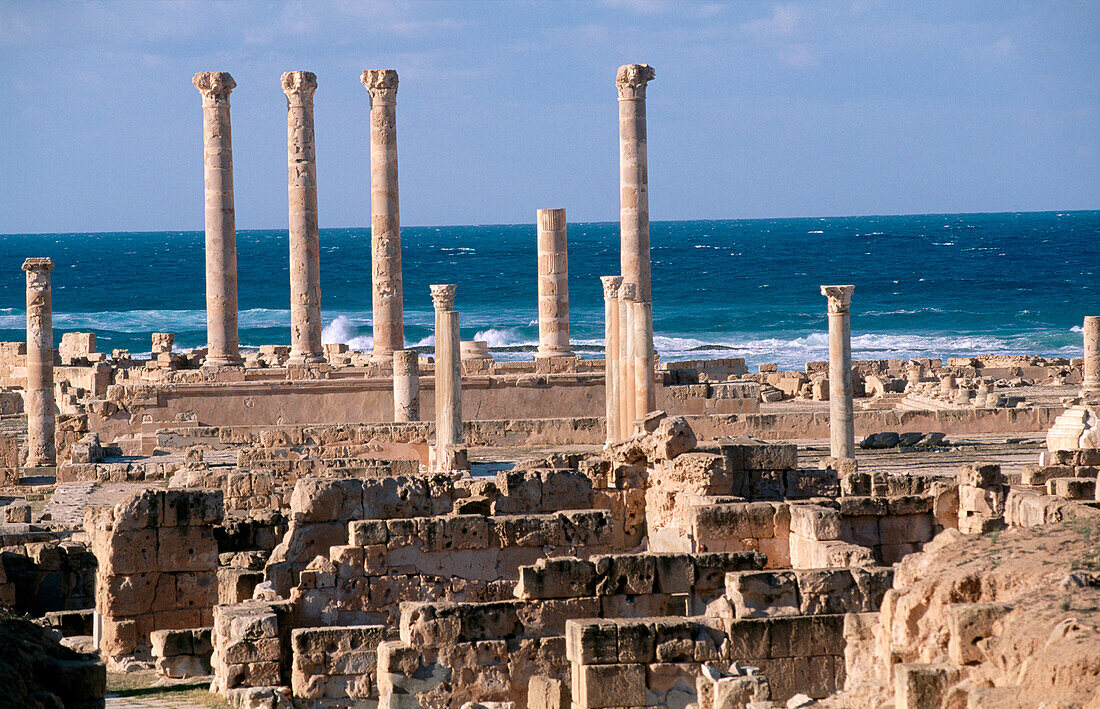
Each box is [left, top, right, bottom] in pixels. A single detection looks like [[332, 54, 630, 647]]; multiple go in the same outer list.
[[363, 70, 404, 361], [632, 300, 656, 418], [618, 283, 637, 438], [822, 285, 855, 459], [616, 64, 655, 302], [194, 72, 241, 366], [1083, 316, 1100, 397], [283, 71, 324, 363], [601, 276, 623, 444], [23, 258, 55, 467], [537, 209, 572, 357], [393, 349, 420, 422], [431, 285, 461, 459]]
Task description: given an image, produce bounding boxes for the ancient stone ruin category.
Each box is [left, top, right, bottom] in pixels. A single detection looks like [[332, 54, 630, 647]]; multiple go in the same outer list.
[[0, 64, 1098, 709]]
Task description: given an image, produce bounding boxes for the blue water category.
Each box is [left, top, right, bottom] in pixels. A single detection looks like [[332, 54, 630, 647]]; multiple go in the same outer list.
[[0, 211, 1096, 369]]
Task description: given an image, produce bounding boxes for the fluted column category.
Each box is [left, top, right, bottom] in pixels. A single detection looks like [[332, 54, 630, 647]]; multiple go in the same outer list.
[[194, 71, 242, 367], [618, 282, 637, 437], [616, 64, 655, 303], [362, 70, 404, 362], [431, 285, 462, 462], [282, 71, 324, 364], [601, 276, 623, 444], [393, 349, 420, 422], [632, 299, 656, 418], [821, 285, 855, 459], [1083, 316, 1099, 398], [536, 208, 573, 358], [23, 258, 55, 468]]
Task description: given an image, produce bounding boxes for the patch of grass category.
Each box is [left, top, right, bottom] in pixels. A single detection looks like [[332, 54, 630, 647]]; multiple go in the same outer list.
[[106, 672, 229, 708]]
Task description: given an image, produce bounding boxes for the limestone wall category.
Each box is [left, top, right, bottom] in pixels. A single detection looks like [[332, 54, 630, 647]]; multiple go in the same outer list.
[[85, 488, 222, 660]]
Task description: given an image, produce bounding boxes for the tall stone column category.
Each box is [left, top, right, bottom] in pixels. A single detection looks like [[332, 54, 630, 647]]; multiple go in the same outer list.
[[616, 64, 655, 302], [618, 282, 637, 438], [601, 276, 623, 444], [1083, 316, 1100, 397], [393, 349, 420, 422], [194, 71, 242, 367], [282, 71, 324, 364], [23, 258, 56, 468], [536, 209, 573, 358], [632, 299, 656, 418], [431, 285, 462, 462], [821, 285, 856, 459], [362, 70, 404, 362]]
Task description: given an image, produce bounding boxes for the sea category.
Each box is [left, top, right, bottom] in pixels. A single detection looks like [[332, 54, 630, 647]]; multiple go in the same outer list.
[[0, 211, 1096, 371]]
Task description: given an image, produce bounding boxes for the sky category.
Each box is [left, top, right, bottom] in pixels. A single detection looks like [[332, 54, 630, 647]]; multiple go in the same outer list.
[[1, 0, 1097, 234]]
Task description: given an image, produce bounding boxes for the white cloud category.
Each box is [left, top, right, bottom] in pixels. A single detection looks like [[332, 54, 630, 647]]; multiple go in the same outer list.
[[741, 4, 802, 38]]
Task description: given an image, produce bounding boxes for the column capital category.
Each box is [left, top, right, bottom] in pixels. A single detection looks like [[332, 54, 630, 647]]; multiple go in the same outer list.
[[281, 70, 317, 105], [193, 71, 236, 105], [616, 64, 655, 100], [362, 69, 399, 105], [619, 281, 638, 302], [430, 284, 456, 311], [601, 275, 624, 299], [22, 257, 54, 273], [821, 285, 855, 314]]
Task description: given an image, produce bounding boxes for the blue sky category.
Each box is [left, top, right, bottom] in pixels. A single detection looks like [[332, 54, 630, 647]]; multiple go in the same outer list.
[[1, 0, 1097, 233]]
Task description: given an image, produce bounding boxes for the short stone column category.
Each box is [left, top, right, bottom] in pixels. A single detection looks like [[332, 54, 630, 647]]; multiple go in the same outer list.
[[1083, 316, 1100, 397], [393, 349, 420, 422], [23, 258, 56, 468], [362, 70, 404, 362], [601, 276, 623, 444], [194, 71, 242, 367], [282, 71, 324, 364], [536, 208, 573, 358], [431, 285, 462, 469], [618, 282, 637, 437], [616, 64, 655, 303], [821, 285, 855, 459], [632, 299, 656, 418]]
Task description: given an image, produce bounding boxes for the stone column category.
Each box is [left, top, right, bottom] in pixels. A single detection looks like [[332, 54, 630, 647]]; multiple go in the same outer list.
[[194, 72, 242, 367], [601, 276, 623, 444], [23, 258, 56, 468], [362, 70, 404, 362], [282, 71, 324, 364], [536, 209, 573, 358], [821, 285, 855, 459], [616, 64, 655, 302], [632, 299, 656, 418], [393, 349, 420, 422], [1083, 316, 1100, 397], [431, 285, 462, 459], [618, 282, 637, 438]]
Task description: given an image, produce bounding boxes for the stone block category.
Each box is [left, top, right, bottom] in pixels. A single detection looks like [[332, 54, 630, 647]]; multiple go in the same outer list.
[[565, 618, 618, 664], [789, 505, 842, 541], [878, 514, 933, 544], [540, 469, 593, 510], [652, 553, 694, 594], [894, 663, 955, 709], [348, 519, 389, 546], [495, 470, 542, 513], [528, 675, 568, 709], [725, 570, 799, 618], [573, 662, 646, 707], [957, 463, 1005, 488], [443, 514, 490, 550], [516, 557, 596, 599], [1047, 477, 1096, 500], [693, 552, 767, 591], [946, 602, 1011, 665], [594, 553, 656, 595]]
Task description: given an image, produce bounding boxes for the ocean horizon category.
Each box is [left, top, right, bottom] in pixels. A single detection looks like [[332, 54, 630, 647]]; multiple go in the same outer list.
[[0, 209, 1096, 370]]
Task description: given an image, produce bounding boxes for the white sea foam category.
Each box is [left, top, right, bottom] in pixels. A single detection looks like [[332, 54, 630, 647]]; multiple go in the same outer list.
[[321, 315, 373, 351], [473, 328, 530, 348]]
